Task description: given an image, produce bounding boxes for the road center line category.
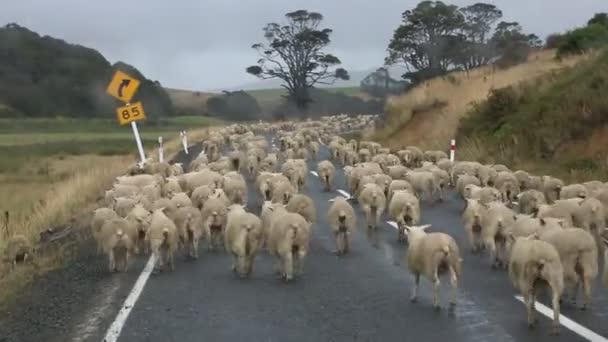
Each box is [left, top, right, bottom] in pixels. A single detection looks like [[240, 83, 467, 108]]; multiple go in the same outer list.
[[513, 295, 608, 341], [336, 189, 351, 199], [386, 221, 399, 231], [103, 255, 157, 342], [310, 171, 318, 177]]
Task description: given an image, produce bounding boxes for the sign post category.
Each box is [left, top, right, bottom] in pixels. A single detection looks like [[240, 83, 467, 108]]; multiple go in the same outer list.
[[158, 136, 164, 163], [180, 130, 189, 154], [450, 139, 456, 162], [106, 70, 147, 168]]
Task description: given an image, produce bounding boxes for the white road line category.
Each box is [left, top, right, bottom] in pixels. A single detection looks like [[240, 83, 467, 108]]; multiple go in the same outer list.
[[310, 171, 318, 177], [336, 189, 351, 199], [386, 221, 399, 231], [318, 138, 325, 146], [103, 255, 157, 342], [514, 295, 608, 341]]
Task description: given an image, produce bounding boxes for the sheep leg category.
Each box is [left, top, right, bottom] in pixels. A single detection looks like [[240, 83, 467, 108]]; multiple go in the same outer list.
[[432, 273, 441, 310], [551, 288, 561, 335], [108, 250, 116, 272], [343, 233, 350, 254], [332, 232, 342, 255], [570, 279, 580, 306], [410, 274, 420, 303], [231, 254, 237, 274], [582, 275, 592, 310], [123, 252, 130, 272], [168, 251, 175, 271], [449, 266, 458, 306], [283, 252, 294, 282], [465, 226, 476, 253], [486, 239, 498, 269], [524, 292, 536, 328]]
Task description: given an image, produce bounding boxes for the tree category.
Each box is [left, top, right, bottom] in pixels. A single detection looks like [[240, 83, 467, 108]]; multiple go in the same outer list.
[[246, 10, 349, 115], [490, 21, 537, 67], [386, 1, 465, 83], [588, 13, 608, 28], [458, 3, 503, 69]]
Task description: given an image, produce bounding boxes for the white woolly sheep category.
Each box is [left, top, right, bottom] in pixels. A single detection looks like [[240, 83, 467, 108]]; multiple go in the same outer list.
[[508, 236, 563, 334], [404, 224, 462, 310], [174, 206, 205, 259], [223, 173, 248, 205], [405, 170, 441, 202], [358, 183, 386, 229], [542, 176, 564, 204], [224, 211, 264, 277], [147, 208, 178, 271], [456, 174, 481, 198], [271, 180, 296, 205], [327, 196, 356, 255], [201, 197, 228, 251], [191, 185, 213, 210], [559, 184, 588, 200], [286, 194, 316, 224], [317, 160, 336, 192], [537, 227, 598, 309], [100, 217, 136, 272], [517, 189, 546, 215], [462, 199, 486, 253], [388, 180, 416, 203], [125, 204, 152, 255], [389, 190, 421, 242], [480, 201, 516, 269], [267, 211, 312, 282], [91, 207, 119, 254]]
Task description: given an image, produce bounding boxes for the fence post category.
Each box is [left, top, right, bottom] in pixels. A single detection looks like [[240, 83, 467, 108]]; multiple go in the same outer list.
[[450, 139, 456, 162]]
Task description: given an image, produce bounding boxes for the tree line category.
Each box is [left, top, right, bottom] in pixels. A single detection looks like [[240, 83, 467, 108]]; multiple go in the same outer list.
[[246, 1, 606, 114]]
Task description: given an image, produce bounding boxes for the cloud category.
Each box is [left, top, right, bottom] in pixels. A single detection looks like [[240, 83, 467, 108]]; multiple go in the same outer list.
[[0, 0, 605, 90]]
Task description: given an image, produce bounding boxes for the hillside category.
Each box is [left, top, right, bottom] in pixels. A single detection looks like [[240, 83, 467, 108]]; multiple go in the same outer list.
[[457, 48, 608, 182], [165, 87, 215, 115], [0, 23, 173, 119], [373, 49, 588, 150]]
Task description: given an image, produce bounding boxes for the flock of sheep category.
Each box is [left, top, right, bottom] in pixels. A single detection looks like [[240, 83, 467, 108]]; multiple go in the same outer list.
[[6, 112, 608, 336]]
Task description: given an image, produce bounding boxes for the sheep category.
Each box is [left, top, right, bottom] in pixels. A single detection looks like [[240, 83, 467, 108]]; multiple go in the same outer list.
[[309, 141, 319, 160], [476, 165, 498, 187], [559, 184, 588, 200], [317, 160, 335, 192], [542, 176, 564, 204], [327, 196, 356, 255], [480, 201, 516, 269], [405, 146, 424, 167], [180, 170, 223, 194], [405, 170, 440, 202], [573, 197, 606, 255], [267, 212, 312, 282], [344, 150, 359, 166], [100, 217, 136, 272], [436, 159, 453, 176], [372, 173, 393, 198], [387, 165, 409, 181], [201, 197, 228, 251], [147, 208, 179, 271], [511, 216, 564, 240], [537, 227, 598, 309], [223, 172, 248, 205], [170, 163, 184, 176], [424, 150, 449, 163], [388, 180, 415, 202], [125, 204, 152, 255], [170, 192, 193, 209], [464, 185, 501, 205], [536, 198, 582, 228], [115, 174, 162, 188], [173, 206, 205, 259], [91, 207, 119, 254], [109, 184, 138, 200], [286, 194, 316, 224], [358, 183, 386, 229], [494, 171, 520, 204], [224, 211, 264, 277], [358, 148, 371, 162], [514, 170, 533, 191], [403, 224, 462, 310], [191, 185, 213, 210], [228, 150, 245, 172], [508, 236, 564, 334], [162, 178, 182, 198], [583, 180, 605, 197], [113, 197, 138, 218], [4, 234, 33, 268], [491, 164, 510, 173], [451, 161, 481, 185], [456, 174, 481, 198], [517, 190, 546, 215], [389, 190, 421, 242], [246, 154, 259, 178], [140, 183, 161, 204], [271, 180, 296, 205], [260, 201, 288, 247], [462, 199, 487, 253]]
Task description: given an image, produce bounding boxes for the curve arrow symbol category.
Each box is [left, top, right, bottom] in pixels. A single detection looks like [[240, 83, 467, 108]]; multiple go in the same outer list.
[[118, 79, 131, 98]]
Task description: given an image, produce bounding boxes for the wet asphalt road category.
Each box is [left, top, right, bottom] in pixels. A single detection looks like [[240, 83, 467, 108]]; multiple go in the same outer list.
[[3, 137, 608, 342]]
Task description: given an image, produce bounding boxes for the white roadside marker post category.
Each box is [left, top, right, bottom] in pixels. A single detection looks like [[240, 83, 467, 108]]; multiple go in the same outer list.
[[158, 136, 164, 163], [450, 139, 456, 162], [180, 130, 189, 154]]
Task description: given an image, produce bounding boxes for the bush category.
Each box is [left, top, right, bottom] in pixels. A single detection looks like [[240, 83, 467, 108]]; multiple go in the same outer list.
[[206, 90, 261, 121], [557, 24, 608, 57]]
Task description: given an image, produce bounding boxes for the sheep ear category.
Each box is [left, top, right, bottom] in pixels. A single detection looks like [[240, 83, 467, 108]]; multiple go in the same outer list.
[[420, 224, 432, 231]]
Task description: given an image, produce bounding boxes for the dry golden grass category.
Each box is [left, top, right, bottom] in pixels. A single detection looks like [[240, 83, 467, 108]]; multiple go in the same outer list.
[[0, 126, 213, 304], [373, 49, 591, 150], [165, 87, 215, 113]]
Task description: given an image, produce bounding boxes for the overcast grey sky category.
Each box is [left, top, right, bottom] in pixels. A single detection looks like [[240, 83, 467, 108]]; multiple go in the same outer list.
[[1, 0, 605, 91]]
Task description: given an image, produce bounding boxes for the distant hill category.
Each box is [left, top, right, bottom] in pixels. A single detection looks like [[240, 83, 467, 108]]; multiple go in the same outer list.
[[0, 23, 173, 119], [165, 87, 216, 116], [212, 66, 407, 92]]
